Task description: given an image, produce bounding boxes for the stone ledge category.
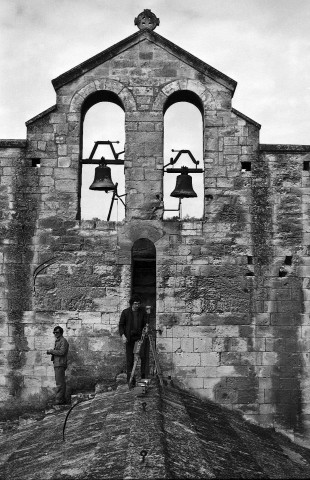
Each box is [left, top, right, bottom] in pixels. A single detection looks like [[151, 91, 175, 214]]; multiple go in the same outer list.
[[0, 139, 27, 148], [25, 105, 57, 126], [231, 108, 261, 129], [260, 144, 310, 153]]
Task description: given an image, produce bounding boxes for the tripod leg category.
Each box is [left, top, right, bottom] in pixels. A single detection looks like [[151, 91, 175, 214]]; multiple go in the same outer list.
[[128, 353, 139, 388], [148, 334, 164, 387]]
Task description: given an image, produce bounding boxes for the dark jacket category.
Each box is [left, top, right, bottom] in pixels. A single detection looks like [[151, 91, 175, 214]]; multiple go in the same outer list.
[[119, 307, 147, 343], [49, 336, 69, 368]]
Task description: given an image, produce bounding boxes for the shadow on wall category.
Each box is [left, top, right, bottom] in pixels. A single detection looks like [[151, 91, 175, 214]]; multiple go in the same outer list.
[[66, 334, 125, 393]]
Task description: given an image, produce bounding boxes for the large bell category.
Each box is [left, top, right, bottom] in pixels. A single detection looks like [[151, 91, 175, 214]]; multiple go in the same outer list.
[[89, 160, 116, 191], [170, 167, 197, 198]]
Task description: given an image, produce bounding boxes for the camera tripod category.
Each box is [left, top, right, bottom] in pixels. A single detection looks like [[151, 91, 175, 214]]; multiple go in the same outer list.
[[128, 323, 164, 388]]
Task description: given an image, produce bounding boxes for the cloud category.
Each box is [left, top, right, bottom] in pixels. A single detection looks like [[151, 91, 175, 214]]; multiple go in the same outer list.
[[1, 0, 310, 144]]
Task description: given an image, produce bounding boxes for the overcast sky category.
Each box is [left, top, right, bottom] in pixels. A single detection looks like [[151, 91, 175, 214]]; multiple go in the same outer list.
[[1, 0, 310, 219], [1, 0, 310, 144]]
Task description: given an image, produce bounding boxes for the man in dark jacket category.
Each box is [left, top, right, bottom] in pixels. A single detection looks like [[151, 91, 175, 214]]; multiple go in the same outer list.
[[47, 326, 69, 405], [119, 295, 148, 385]]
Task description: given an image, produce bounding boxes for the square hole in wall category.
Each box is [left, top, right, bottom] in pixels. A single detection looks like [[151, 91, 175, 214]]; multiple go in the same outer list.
[[303, 161, 310, 171], [284, 255, 292, 266], [241, 161, 251, 172], [247, 256, 253, 265], [32, 159, 41, 167]]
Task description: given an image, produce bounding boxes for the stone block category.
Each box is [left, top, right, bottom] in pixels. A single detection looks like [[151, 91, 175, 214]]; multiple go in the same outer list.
[[58, 157, 71, 168], [200, 352, 220, 366], [262, 352, 278, 365], [205, 137, 218, 151], [79, 312, 102, 324], [229, 337, 249, 352], [193, 337, 212, 352], [171, 325, 189, 337], [215, 365, 242, 377], [187, 377, 204, 389], [180, 337, 194, 352], [157, 337, 173, 352], [254, 326, 274, 337], [66, 319, 82, 330], [173, 352, 200, 367], [55, 179, 77, 192]]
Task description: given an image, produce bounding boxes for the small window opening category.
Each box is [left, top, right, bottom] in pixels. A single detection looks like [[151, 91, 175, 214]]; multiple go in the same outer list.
[[241, 161, 251, 172], [247, 256, 253, 265], [303, 161, 310, 171], [284, 256, 292, 266], [246, 271, 255, 277], [32, 159, 41, 168]]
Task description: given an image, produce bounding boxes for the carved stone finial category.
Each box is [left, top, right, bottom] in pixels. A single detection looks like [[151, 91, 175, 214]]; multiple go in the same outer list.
[[134, 9, 160, 31]]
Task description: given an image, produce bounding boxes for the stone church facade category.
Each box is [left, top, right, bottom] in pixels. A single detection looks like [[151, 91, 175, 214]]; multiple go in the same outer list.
[[1, 10, 310, 441]]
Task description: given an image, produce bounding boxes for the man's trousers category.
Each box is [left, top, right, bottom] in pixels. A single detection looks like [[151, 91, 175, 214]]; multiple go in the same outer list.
[[126, 339, 149, 383], [54, 366, 66, 404]]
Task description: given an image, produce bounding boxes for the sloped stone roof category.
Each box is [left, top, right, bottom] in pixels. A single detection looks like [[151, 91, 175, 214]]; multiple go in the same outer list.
[[1, 381, 310, 479], [52, 29, 237, 94]]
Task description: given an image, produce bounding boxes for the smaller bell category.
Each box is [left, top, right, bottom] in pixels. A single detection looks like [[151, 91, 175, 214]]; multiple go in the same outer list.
[[89, 158, 116, 192], [170, 166, 197, 198]]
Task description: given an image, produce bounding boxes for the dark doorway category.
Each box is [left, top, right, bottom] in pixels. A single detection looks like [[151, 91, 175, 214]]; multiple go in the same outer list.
[[132, 238, 156, 330]]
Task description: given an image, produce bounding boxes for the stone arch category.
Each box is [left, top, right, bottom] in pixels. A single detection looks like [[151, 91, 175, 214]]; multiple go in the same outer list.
[[161, 82, 205, 220], [132, 238, 156, 261], [69, 79, 136, 113], [153, 78, 212, 112], [153, 79, 217, 112], [77, 82, 131, 221], [124, 222, 164, 245]]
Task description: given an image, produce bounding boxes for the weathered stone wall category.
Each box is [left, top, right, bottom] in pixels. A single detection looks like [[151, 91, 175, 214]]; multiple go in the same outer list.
[[1, 27, 310, 442], [0, 141, 36, 401]]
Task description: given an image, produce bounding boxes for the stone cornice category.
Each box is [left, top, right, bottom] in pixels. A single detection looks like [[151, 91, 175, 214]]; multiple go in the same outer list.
[[231, 108, 261, 129], [52, 30, 237, 94], [0, 139, 27, 148], [26, 105, 57, 126], [260, 144, 310, 153]]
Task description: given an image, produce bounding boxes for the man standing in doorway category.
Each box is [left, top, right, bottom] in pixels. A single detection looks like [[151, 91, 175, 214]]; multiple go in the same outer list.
[[119, 295, 148, 386], [47, 326, 69, 405]]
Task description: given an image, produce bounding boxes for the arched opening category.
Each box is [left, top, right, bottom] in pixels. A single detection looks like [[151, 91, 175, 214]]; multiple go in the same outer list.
[[163, 90, 204, 220], [79, 91, 125, 221]]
